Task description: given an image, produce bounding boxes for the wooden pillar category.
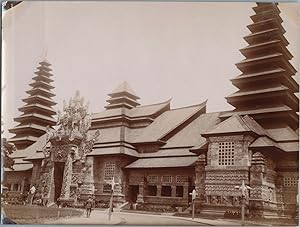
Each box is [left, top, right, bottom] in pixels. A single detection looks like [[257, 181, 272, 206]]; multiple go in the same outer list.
[[21, 178, 25, 193], [171, 185, 176, 197], [138, 182, 144, 195], [183, 183, 189, 198], [157, 185, 162, 197], [136, 182, 144, 203]]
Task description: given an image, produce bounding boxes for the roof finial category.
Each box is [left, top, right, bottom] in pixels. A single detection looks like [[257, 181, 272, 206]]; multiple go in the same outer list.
[[40, 48, 48, 63]]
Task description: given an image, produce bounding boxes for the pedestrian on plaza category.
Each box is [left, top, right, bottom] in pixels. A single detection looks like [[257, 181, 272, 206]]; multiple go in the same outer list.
[[29, 185, 36, 205], [56, 197, 61, 208], [85, 195, 93, 218]]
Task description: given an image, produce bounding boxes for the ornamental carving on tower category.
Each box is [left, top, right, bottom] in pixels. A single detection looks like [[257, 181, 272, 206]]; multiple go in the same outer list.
[[45, 91, 100, 162]]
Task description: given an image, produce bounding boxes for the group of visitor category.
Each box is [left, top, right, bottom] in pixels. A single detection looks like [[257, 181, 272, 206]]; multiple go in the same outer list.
[[15, 184, 96, 216]]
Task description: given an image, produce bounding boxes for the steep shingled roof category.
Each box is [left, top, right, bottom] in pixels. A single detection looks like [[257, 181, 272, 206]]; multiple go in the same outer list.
[[132, 101, 207, 143], [162, 112, 220, 148], [202, 114, 271, 137], [125, 156, 197, 169]]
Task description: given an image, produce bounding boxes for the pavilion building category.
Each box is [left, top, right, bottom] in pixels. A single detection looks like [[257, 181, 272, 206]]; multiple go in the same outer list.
[[3, 2, 298, 218]]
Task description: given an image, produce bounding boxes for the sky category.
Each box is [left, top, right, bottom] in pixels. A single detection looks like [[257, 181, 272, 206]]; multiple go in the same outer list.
[[2, 1, 300, 138]]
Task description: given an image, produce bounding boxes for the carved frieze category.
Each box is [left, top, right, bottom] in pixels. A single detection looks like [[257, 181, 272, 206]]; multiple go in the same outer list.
[[205, 184, 241, 196], [205, 171, 248, 184], [208, 135, 244, 143], [51, 145, 69, 162]]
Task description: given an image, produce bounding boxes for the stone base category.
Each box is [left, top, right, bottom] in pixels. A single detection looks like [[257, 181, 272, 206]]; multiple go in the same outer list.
[[249, 200, 284, 218], [198, 204, 242, 217]]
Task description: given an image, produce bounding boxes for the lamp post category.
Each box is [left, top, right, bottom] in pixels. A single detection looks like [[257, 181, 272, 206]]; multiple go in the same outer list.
[[105, 177, 120, 221], [234, 180, 252, 226], [189, 188, 198, 220]]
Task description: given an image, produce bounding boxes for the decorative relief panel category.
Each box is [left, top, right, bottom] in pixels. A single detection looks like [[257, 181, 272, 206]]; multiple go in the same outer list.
[[51, 145, 69, 162], [205, 184, 241, 196], [205, 171, 248, 184], [208, 135, 244, 143]]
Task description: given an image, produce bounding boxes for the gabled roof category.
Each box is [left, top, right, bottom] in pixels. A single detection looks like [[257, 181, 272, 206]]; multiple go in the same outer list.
[[127, 99, 171, 118], [4, 163, 33, 172], [249, 136, 282, 150], [14, 134, 49, 160], [277, 141, 299, 152], [162, 112, 220, 148], [132, 101, 207, 143], [266, 126, 299, 142], [92, 99, 170, 120], [202, 114, 270, 137]]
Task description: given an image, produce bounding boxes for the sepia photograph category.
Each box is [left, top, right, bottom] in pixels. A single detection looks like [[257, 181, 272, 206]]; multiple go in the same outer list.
[[1, 1, 299, 225]]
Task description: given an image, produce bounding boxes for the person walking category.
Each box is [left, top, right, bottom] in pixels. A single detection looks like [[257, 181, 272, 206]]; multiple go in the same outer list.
[[29, 185, 36, 205], [85, 196, 93, 218]]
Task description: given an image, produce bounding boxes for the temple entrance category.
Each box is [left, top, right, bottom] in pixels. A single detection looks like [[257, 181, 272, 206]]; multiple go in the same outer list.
[[54, 162, 65, 202], [127, 185, 139, 203]]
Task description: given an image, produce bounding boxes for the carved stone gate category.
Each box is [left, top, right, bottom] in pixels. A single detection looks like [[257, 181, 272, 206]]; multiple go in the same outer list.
[[37, 91, 99, 206]]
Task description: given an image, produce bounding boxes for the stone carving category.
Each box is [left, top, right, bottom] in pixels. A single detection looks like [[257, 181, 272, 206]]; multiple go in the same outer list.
[[34, 91, 101, 205], [60, 154, 72, 198], [211, 195, 218, 204], [48, 91, 100, 163], [205, 184, 241, 196], [208, 135, 244, 143], [55, 91, 92, 140], [51, 145, 69, 162], [206, 171, 248, 183], [233, 196, 240, 206], [222, 196, 232, 205]]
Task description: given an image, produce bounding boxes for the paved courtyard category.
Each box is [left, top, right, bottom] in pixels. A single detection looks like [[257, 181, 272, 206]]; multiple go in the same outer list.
[[44, 209, 246, 225]]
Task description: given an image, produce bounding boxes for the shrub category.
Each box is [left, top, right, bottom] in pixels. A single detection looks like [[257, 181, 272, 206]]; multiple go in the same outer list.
[[3, 204, 83, 221]]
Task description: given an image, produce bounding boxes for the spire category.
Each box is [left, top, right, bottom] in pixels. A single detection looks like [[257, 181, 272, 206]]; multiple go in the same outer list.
[[222, 3, 299, 130], [9, 60, 57, 150], [105, 81, 140, 110]]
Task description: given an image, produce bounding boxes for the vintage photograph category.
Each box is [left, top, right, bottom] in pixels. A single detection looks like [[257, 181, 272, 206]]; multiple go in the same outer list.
[[1, 1, 299, 225]]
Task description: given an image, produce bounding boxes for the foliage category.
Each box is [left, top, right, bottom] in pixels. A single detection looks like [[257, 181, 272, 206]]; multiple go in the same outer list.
[[1, 138, 16, 170], [3, 204, 83, 223]]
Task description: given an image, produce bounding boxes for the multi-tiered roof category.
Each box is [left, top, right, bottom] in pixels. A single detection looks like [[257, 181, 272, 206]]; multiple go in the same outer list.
[[9, 60, 57, 150], [105, 81, 140, 110], [221, 3, 299, 130]]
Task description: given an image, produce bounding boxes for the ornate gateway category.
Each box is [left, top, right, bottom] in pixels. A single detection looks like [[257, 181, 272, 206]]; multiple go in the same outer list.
[[38, 91, 99, 206]]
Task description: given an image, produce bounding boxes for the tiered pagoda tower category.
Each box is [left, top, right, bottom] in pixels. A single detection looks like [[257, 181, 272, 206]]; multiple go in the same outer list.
[[105, 81, 140, 109], [9, 60, 57, 150], [221, 3, 299, 130]]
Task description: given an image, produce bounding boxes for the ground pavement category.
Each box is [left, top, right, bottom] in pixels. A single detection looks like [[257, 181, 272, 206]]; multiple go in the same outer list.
[[45, 209, 257, 225]]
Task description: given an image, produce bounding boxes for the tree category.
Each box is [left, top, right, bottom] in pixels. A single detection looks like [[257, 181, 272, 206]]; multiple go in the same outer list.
[[1, 138, 15, 170]]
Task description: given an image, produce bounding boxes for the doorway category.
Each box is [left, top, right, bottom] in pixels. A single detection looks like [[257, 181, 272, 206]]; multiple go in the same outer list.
[[128, 185, 139, 203], [54, 162, 65, 202]]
